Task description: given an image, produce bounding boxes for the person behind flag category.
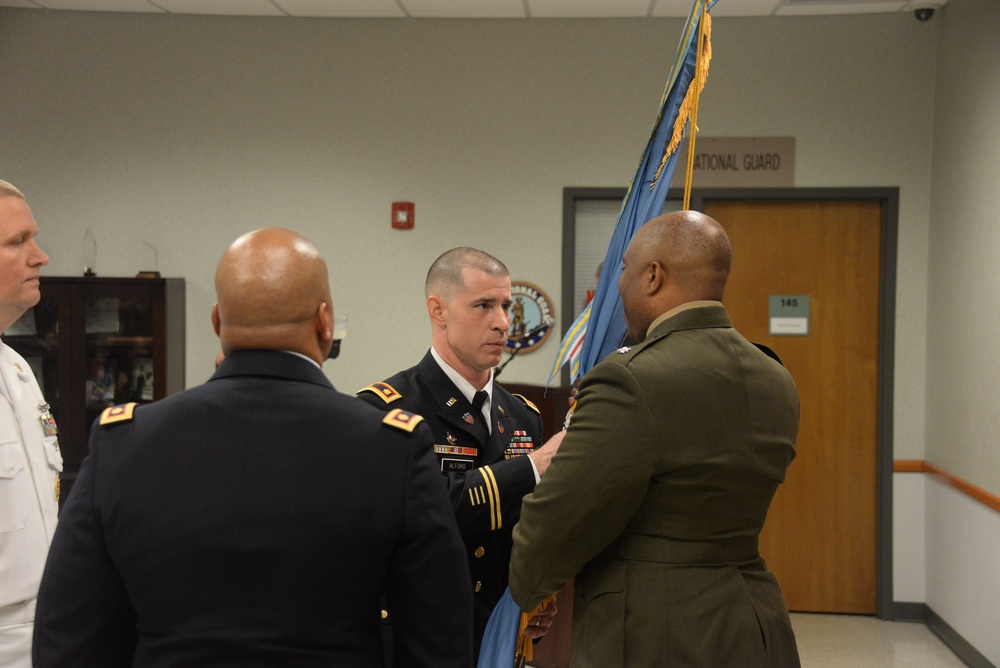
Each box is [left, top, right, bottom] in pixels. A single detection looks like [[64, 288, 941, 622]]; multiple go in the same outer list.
[[33, 228, 472, 667], [510, 211, 801, 667], [0, 179, 61, 668], [357, 247, 559, 662]]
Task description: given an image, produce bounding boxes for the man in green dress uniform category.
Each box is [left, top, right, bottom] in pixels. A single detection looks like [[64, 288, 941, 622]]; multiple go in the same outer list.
[[510, 211, 801, 667]]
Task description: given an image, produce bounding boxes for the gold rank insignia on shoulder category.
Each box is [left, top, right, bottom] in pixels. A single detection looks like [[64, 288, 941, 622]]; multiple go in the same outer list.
[[358, 382, 402, 404], [512, 393, 541, 415], [99, 402, 137, 426], [382, 408, 424, 433]]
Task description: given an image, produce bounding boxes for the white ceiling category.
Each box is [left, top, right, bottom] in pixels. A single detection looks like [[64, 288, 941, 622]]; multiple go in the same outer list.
[[0, 0, 950, 19]]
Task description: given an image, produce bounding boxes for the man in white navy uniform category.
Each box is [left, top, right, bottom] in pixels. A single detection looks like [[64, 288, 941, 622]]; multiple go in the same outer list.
[[0, 180, 61, 668]]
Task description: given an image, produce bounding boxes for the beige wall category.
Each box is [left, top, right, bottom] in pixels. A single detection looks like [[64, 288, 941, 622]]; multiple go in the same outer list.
[[926, 0, 1000, 497], [1, 8, 936, 460]]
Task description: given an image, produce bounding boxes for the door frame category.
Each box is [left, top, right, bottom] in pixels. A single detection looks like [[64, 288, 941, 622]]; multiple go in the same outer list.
[[561, 186, 899, 618]]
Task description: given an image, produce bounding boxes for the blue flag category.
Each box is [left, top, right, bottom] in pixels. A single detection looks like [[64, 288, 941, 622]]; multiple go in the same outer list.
[[479, 588, 556, 668], [549, 0, 717, 384], [478, 588, 521, 668]]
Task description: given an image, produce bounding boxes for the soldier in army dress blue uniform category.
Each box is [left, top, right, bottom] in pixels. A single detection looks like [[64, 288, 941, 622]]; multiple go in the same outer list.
[[358, 247, 560, 661]]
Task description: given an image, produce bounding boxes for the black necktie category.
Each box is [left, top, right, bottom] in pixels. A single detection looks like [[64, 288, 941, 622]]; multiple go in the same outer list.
[[472, 390, 489, 430]]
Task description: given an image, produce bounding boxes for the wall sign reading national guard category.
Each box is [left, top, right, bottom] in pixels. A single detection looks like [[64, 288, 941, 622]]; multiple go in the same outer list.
[[505, 282, 554, 354]]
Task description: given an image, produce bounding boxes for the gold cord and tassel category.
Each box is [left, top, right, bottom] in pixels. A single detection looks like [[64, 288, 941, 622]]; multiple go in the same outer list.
[[514, 593, 557, 668], [651, 6, 713, 210]]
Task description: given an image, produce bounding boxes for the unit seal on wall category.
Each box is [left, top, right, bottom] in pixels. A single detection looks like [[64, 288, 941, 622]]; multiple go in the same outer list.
[[506, 282, 554, 354]]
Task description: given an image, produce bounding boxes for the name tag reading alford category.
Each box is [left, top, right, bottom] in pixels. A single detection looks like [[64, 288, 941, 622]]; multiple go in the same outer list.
[[441, 458, 473, 472]]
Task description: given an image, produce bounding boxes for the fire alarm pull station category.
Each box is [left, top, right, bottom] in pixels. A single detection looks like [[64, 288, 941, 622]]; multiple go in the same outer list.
[[392, 202, 414, 230]]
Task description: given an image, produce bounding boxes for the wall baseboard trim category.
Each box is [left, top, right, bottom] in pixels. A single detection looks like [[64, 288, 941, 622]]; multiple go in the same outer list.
[[890, 601, 927, 622], [893, 602, 996, 668]]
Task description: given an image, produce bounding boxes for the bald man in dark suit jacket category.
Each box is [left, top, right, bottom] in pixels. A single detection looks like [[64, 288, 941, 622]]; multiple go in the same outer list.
[[33, 228, 472, 668]]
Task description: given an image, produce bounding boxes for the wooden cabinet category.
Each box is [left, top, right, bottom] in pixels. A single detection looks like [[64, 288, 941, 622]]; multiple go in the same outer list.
[[3, 277, 185, 505], [499, 383, 574, 668]]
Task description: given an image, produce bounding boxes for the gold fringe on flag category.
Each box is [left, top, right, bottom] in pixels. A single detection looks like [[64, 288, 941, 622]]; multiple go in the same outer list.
[[651, 6, 713, 210], [514, 593, 558, 668]]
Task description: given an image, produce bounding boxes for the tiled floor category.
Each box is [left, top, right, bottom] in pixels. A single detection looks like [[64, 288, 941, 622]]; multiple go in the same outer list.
[[527, 613, 970, 667], [791, 613, 967, 667]]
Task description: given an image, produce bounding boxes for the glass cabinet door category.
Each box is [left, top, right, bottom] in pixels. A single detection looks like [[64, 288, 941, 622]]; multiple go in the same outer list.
[[3, 277, 184, 508], [83, 295, 157, 429], [3, 296, 61, 414]]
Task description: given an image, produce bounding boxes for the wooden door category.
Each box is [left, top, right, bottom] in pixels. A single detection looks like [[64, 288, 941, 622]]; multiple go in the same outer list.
[[704, 199, 881, 613]]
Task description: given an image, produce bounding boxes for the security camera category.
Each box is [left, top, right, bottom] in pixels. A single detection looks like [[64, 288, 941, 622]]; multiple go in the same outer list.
[[912, 3, 940, 21]]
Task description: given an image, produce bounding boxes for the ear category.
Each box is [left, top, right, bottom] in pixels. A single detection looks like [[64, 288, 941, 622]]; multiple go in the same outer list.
[[427, 295, 447, 328], [211, 304, 222, 337], [317, 302, 333, 343], [644, 261, 665, 296], [312, 302, 334, 363]]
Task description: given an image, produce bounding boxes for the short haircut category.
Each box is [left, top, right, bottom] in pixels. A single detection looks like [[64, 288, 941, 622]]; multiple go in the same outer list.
[[425, 247, 509, 299], [0, 180, 26, 200]]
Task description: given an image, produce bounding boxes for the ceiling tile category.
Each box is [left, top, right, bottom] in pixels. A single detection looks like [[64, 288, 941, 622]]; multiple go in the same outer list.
[[19, 0, 163, 11], [155, 0, 284, 16], [529, 0, 649, 18], [777, 0, 906, 15], [651, 0, 704, 17], [701, 0, 782, 17], [401, 0, 526, 18], [273, 0, 405, 17]]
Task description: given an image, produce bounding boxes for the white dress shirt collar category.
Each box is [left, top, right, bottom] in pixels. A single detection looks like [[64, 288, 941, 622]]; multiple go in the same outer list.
[[429, 347, 493, 429]]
